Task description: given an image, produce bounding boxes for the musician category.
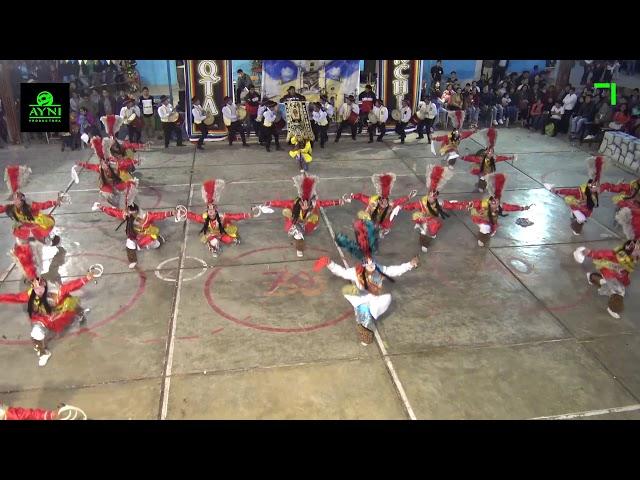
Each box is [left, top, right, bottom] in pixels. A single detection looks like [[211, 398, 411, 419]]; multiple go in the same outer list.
[[369, 99, 389, 143], [311, 102, 329, 148], [191, 97, 208, 150], [222, 96, 249, 147], [335, 95, 360, 143], [416, 95, 438, 144], [244, 86, 261, 139], [358, 84, 377, 135], [119, 97, 142, 143], [261, 101, 281, 152], [157, 95, 185, 148], [256, 99, 269, 145], [395, 98, 412, 144], [279, 86, 306, 102], [320, 94, 335, 125], [138, 87, 156, 142]]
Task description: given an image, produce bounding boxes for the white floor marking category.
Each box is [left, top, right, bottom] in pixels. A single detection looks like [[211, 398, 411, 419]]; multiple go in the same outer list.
[[155, 256, 208, 282], [160, 184, 195, 420], [319, 206, 418, 420], [531, 404, 640, 420]]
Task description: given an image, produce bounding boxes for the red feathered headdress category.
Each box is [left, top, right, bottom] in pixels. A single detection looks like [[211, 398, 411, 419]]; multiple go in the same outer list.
[[100, 115, 124, 137], [485, 127, 498, 150], [101, 137, 115, 159], [371, 173, 396, 198], [586, 156, 606, 184], [11, 244, 37, 280], [293, 173, 318, 201], [486, 172, 507, 201], [426, 164, 453, 193], [4, 165, 31, 194], [90, 136, 106, 160], [353, 219, 375, 260], [201, 179, 225, 205]]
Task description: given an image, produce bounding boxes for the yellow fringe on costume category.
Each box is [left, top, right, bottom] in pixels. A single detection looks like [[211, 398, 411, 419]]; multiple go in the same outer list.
[[289, 141, 313, 163], [136, 224, 159, 239], [563, 196, 580, 208], [358, 211, 371, 220], [13, 211, 55, 229], [282, 208, 318, 224], [593, 251, 636, 274], [199, 223, 238, 243], [342, 284, 359, 296], [119, 170, 134, 182], [56, 296, 79, 314]]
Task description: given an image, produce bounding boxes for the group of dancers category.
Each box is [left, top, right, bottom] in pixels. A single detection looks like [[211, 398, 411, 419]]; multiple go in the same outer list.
[[2, 113, 640, 417]]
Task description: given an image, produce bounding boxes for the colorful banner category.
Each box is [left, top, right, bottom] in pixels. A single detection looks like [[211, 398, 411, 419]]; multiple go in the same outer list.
[[379, 60, 422, 121], [261, 60, 360, 111], [185, 60, 232, 139]]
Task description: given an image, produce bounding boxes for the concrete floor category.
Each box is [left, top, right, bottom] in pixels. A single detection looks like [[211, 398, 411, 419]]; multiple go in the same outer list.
[[1, 127, 639, 420]]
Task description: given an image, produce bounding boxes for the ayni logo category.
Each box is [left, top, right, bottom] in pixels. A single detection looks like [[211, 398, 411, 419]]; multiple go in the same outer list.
[[21, 83, 70, 132]]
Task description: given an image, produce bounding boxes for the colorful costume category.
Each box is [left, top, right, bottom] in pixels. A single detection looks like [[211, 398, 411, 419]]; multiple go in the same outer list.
[[315, 220, 418, 345], [92, 183, 177, 268], [445, 173, 530, 247], [289, 135, 312, 172], [402, 164, 457, 252], [265, 174, 347, 257], [600, 177, 640, 211], [615, 207, 640, 241], [431, 114, 476, 167], [186, 178, 256, 257], [2, 165, 61, 246], [573, 240, 639, 318], [462, 131, 515, 192], [0, 403, 87, 420], [351, 172, 416, 238], [101, 114, 147, 158], [0, 274, 95, 366], [552, 156, 604, 235]]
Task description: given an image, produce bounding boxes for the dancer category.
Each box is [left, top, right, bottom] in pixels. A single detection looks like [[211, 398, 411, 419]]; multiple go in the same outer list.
[[314, 220, 418, 345], [549, 156, 604, 235], [263, 174, 349, 257], [100, 114, 147, 158], [0, 266, 101, 366], [462, 148, 516, 192], [600, 176, 640, 211], [445, 173, 532, 247], [350, 172, 417, 238], [2, 165, 64, 247], [0, 403, 87, 420], [186, 178, 265, 257], [402, 164, 457, 253], [573, 239, 640, 319], [288, 135, 313, 173], [431, 115, 476, 169], [91, 184, 182, 268]]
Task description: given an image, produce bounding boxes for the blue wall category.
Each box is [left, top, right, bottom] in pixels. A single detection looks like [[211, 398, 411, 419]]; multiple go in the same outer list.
[[506, 60, 546, 75], [422, 60, 478, 86], [136, 60, 177, 89]]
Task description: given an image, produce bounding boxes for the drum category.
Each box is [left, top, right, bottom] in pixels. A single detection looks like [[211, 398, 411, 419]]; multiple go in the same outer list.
[[167, 111, 180, 123], [127, 112, 137, 124], [410, 113, 421, 125], [347, 111, 359, 125], [391, 109, 402, 121], [237, 106, 247, 121], [203, 113, 215, 126], [368, 111, 378, 124]]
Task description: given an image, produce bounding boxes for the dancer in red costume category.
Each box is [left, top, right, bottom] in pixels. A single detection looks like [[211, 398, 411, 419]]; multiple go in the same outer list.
[[0, 265, 101, 366], [100, 114, 148, 158], [263, 174, 350, 257], [186, 178, 263, 257], [91, 183, 183, 268], [402, 164, 460, 253], [573, 239, 640, 319], [445, 173, 532, 247], [350, 172, 416, 239], [461, 128, 516, 192], [548, 156, 604, 236], [1, 402, 87, 420], [431, 110, 476, 168], [600, 176, 640, 212]]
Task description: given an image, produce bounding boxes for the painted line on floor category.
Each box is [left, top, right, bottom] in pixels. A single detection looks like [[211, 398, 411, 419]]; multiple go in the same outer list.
[[531, 404, 640, 420], [160, 181, 195, 420], [227, 174, 416, 185], [319, 206, 417, 420], [155, 256, 208, 283]]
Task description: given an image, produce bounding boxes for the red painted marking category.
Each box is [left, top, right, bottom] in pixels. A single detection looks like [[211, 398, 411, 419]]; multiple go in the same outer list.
[[141, 338, 164, 344], [176, 335, 200, 341], [210, 327, 224, 335], [0, 253, 146, 346], [204, 246, 351, 333]]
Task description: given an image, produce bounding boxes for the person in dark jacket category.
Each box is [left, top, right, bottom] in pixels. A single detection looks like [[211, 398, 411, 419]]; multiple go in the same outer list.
[[569, 94, 596, 140], [279, 86, 306, 102]]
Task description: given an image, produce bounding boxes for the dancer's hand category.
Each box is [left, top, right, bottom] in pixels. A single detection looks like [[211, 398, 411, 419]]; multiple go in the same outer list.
[[410, 256, 420, 268], [313, 256, 331, 272], [91, 202, 101, 211]]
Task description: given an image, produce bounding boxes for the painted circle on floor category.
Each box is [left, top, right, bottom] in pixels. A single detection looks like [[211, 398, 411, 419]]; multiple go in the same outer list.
[[204, 245, 352, 333], [155, 256, 208, 282], [0, 253, 146, 346]]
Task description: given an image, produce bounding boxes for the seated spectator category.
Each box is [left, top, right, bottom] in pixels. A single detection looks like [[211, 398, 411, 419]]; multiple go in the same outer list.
[[471, 80, 480, 94], [463, 87, 479, 128], [544, 100, 564, 136], [609, 104, 631, 130], [582, 91, 613, 140], [449, 86, 464, 111], [569, 94, 596, 140], [502, 91, 518, 124], [540, 97, 555, 134], [528, 97, 545, 131], [447, 71, 459, 84], [493, 88, 505, 125]]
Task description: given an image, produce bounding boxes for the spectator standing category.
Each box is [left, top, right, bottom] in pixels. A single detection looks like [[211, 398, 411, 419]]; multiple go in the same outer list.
[[235, 69, 253, 104], [70, 91, 81, 115], [138, 87, 156, 142], [560, 86, 578, 134], [98, 89, 117, 119], [431, 60, 444, 85]]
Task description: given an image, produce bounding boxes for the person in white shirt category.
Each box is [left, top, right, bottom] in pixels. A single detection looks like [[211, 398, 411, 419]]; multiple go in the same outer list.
[[369, 99, 388, 143], [395, 98, 412, 144], [561, 86, 578, 134], [157, 95, 184, 148], [221, 96, 248, 147], [138, 87, 156, 142], [119, 97, 142, 143], [545, 100, 564, 137], [335, 95, 359, 142], [191, 97, 208, 150], [320, 95, 335, 123], [256, 99, 269, 145], [311, 102, 329, 148], [260, 101, 281, 152], [416, 96, 437, 144]]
